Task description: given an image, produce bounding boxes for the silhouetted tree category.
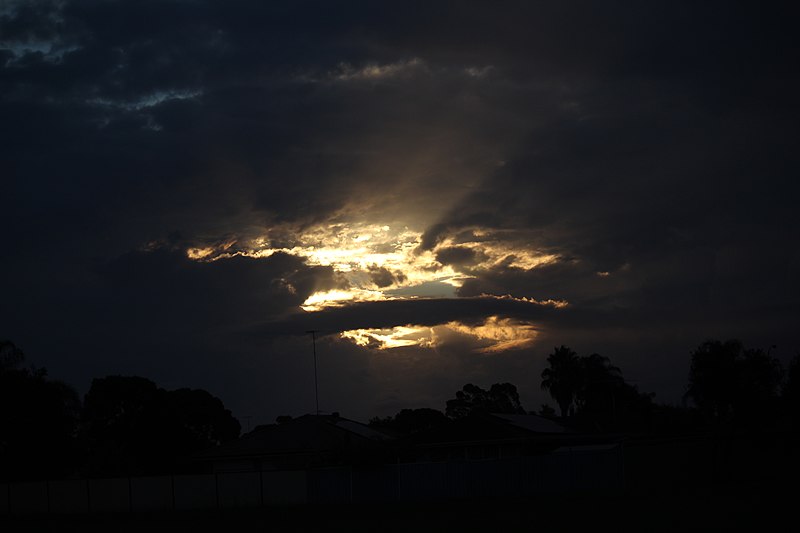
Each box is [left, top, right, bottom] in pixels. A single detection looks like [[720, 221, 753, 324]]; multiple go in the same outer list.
[[685, 339, 741, 420], [783, 354, 800, 431], [647, 403, 705, 435], [81, 375, 240, 475], [540, 346, 655, 431], [686, 339, 783, 427], [573, 353, 624, 429], [81, 375, 161, 475], [445, 383, 525, 419], [0, 340, 25, 370], [487, 383, 525, 414], [735, 348, 783, 421], [446, 384, 489, 419], [0, 341, 82, 481], [590, 381, 655, 432], [575, 353, 622, 409], [164, 388, 242, 448], [573, 352, 654, 431], [541, 345, 582, 418]]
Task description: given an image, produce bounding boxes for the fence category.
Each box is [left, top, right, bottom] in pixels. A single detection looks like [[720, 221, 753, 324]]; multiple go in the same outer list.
[[0, 446, 624, 515]]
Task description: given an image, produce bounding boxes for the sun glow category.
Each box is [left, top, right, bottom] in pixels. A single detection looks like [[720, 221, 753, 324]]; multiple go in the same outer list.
[[190, 222, 472, 306], [340, 316, 539, 353], [444, 316, 539, 353], [183, 219, 563, 350], [231, 222, 557, 307], [341, 325, 436, 349], [186, 247, 214, 260], [300, 288, 387, 312]]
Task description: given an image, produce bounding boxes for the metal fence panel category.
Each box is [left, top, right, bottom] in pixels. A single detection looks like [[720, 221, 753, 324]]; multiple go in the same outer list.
[[9, 481, 48, 514], [352, 466, 397, 503], [262, 470, 307, 505], [0, 483, 8, 515], [173, 474, 218, 510], [397, 462, 449, 501], [571, 449, 623, 490], [88, 478, 130, 513], [0, 448, 626, 513], [540, 453, 574, 492], [130, 476, 173, 512], [49, 479, 89, 514], [217, 472, 261, 509], [308, 467, 351, 504]]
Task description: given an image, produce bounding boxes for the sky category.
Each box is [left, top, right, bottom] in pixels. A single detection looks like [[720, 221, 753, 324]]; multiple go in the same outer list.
[[2, 0, 800, 425]]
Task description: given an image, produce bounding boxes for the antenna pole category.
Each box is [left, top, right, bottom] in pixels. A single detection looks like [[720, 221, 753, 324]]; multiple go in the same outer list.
[[307, 330, 319, 415]]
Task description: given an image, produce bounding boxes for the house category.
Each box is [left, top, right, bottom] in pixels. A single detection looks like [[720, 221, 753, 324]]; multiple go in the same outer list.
[[192, 412, 625, 500], [393, 412, 596, 463], [193, 413, 392, 473]]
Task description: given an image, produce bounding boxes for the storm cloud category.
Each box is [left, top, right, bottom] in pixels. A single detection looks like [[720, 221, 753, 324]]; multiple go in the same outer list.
[[3, 0, 799, 422]]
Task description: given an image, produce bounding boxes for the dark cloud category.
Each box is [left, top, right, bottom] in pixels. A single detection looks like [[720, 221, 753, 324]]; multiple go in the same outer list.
[[101, 248, 342, 322], [254, 297, 567, 339], [367, 264, 405, 288], [3, 0, 800, 422], [435, 246, 482, 268]]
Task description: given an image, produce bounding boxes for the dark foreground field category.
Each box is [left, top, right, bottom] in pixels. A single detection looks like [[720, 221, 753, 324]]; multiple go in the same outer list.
[[1, 480, 794, 533]]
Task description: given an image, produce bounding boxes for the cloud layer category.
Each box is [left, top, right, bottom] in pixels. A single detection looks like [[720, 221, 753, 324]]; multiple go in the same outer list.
[[3, 0, 800, 422]]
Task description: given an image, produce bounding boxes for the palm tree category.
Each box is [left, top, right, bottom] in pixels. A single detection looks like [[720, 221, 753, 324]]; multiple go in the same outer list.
[[541, 345, 582, 418], [576, 353, 623, 427]]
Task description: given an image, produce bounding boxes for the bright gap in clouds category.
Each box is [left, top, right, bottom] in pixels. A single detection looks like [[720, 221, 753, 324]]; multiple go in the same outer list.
[[185, 220, 561, 352], [341, 316, 540, 353]]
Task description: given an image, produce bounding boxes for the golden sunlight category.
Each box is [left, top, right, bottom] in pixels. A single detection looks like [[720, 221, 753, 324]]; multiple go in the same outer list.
[[444, 316, 539, 353], [300, 288, 386, 312], [340, 316, 539, 353], [340, 325, 435, 349], [184, 220, 563, 314]]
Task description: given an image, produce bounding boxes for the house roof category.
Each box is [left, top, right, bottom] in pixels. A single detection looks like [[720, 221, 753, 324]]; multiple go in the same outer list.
[[195, 414, 390, 460], [492, 413, 568, 434], [398, 413, 570, 449]]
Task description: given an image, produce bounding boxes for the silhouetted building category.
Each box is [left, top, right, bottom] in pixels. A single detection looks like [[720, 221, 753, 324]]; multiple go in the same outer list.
[[193, 413, 392, 472], [393, 413, 620, 463]]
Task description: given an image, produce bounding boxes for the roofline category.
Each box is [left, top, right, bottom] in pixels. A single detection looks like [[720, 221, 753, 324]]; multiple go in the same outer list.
[[401, 433, 625, 450]]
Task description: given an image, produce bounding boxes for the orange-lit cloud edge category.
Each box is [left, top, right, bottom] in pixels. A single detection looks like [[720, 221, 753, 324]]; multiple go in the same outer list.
[[184, 220, 567, 352]]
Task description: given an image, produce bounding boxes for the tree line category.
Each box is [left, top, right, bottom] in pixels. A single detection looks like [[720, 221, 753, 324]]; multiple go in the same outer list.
[[3, 337, 799, 481], [371, 340, 800, 437], [0, 341, 240, 481]]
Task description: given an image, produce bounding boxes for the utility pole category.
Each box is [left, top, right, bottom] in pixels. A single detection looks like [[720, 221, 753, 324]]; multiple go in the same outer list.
[[307, 330, 319, 415]]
